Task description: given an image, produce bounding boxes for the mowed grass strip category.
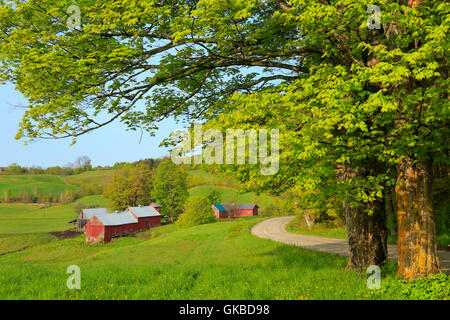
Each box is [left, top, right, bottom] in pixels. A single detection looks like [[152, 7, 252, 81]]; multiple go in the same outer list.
[[0, 218, 408, 300]]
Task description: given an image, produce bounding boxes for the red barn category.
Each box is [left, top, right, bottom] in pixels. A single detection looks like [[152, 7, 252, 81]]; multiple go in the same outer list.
[[85, 211, 139, 243], [127, 205, 162, 229], [0, 168, 5, 172], [236, 204, 259, 216], [212, 204, 258, 218]]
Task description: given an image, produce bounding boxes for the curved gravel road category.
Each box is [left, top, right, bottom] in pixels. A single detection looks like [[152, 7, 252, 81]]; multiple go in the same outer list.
[[251, 216, 449, 274]]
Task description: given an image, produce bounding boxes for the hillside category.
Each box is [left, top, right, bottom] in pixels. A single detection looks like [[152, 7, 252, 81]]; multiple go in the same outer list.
[[0, 174, 78, 198], [0, 169, 447, 300], [63, 169, 115, 189], [0, 195, 110, 234], [0, 168, 275, 235], [186, 169, 276, 211], [0, 218, 411, 300], [0, 168, 267, 206]]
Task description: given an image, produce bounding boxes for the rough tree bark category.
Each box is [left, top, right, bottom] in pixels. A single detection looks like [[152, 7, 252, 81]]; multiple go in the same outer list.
[[340, 165, 388, 271], [395, 158, 440, 279]]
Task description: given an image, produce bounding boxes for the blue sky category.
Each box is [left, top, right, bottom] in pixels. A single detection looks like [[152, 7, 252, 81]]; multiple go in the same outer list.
[[0, 83, 178, 168]]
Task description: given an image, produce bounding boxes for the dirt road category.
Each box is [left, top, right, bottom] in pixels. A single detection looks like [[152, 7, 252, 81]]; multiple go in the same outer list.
[[251, 216, 450, 274]]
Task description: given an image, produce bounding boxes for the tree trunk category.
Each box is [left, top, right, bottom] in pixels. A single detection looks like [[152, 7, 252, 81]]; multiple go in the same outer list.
[[385, 184, 398, 237], [303, 211, 315, 228], [340, 166, 388, 271], [395, 158, 440, 279], [343, 198, 388, 271]]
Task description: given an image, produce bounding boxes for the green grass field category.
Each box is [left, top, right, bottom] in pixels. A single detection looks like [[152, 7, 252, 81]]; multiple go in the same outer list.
[[0, 169, 272, 234], [64, 170, 114, 188], [0, 195, 110, 234], [186, 169, 238, 188], [0, 174, 78, 198], [0, 218, 433, 300], [189, 185, 255, 203], [1, 170, 447, 300], [187, 169, 276, 211]]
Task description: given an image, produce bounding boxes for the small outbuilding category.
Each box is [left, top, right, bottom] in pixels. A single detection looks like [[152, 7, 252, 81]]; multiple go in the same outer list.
[[77, 208, 109, 231]]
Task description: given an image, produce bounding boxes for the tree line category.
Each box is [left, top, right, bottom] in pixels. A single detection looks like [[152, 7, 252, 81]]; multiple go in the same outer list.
[[1, 156, 93, 175]]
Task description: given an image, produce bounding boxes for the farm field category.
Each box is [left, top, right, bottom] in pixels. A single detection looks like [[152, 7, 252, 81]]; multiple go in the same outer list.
[[0, 174, 78, 198], [0, 168, 272, 235], [64, 169, 115, 188], [1, 169, 446, 300], [0, 218, 420, 300], [0, 195, 110, 234], [186, 169, 238, 187]]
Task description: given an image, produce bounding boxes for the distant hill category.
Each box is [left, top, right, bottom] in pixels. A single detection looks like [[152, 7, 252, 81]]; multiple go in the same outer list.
[[0, 174, 78, 198]]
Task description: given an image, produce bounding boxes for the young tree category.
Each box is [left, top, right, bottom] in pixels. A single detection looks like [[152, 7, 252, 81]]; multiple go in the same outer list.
[[177, 195, 216, 228], [152, 160, 188, 221]]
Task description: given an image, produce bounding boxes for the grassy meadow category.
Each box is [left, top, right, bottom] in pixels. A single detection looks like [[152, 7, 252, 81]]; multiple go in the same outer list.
[[0, 169, 448, 300], [0, 218, 421, 300], [0, 174, 78, 198], [0, 195, 109, 234], [63, 169, 114, 188]]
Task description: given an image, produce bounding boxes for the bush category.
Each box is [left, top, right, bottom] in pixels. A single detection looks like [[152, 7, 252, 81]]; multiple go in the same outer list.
[[177, 196, 216, 228], [378, 273, 450, 300], [259, 203, 284, 217]]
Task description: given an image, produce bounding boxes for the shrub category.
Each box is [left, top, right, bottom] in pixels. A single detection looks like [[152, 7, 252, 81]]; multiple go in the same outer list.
[[177, 196, 216, 228], [378, 273, 450, 300]]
